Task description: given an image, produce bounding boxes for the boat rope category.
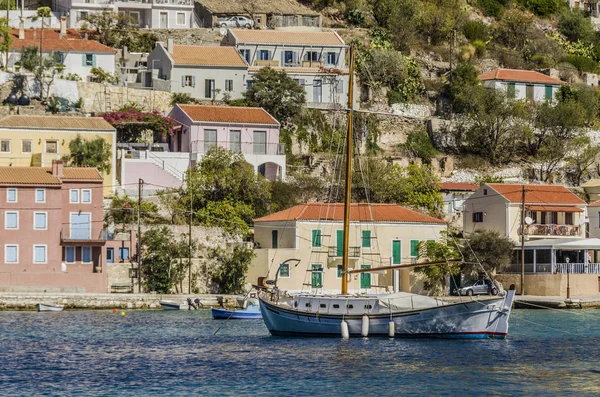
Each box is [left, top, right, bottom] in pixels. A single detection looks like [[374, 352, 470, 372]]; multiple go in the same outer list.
[[516, 316, 593, 337], [515, 300, 589, 315]]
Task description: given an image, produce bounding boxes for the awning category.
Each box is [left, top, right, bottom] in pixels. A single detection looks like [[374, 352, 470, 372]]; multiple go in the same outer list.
[[522, 238, 600, 250], [526, 205, 583, 212]]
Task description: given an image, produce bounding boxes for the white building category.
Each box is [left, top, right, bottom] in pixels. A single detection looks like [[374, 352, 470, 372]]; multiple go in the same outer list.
[[478, 68, 564, 103], [222, 29, 356, 109], [3, 28, 116, 81], [438, 182, 479, 226], [54, 0, 196, 29], [145, 40, 248, 100]]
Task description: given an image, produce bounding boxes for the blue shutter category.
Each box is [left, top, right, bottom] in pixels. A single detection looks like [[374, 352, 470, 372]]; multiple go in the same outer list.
[[92, 54, 97, 67], [82, 54, 86, 67], [181, 76, 185, 87], [192, 76, 196, 88]]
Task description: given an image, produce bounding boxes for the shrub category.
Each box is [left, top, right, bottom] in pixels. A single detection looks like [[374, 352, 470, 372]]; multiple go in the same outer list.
[[477, 0, 511, 18], [400, 128, 439, 163], [561, 55, 600, 73], [387, 90, 404, 105], [347, 8, 366, 26], [463, 20, 490, 42], [516, 0, 562, 17], [558, 9, 595, 43]]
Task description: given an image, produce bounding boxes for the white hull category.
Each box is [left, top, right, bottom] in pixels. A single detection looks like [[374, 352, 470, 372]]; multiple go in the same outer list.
[[159, 301, 189, 310], [36, 303, 64, 312], [259, 291, 515, 338]]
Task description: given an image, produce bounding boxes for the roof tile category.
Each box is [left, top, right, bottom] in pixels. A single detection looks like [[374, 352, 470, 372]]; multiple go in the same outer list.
[[478, 68, 564, 85], [488, 184, 586, 205], [230, 29, 344, 46], [0, 166, 103, 185], [0, 116, 115, 131], [170, 45, 247, 67], [7, 29, 115, 53], [177, 104, 279, 125], [253, 203, 445, 223]]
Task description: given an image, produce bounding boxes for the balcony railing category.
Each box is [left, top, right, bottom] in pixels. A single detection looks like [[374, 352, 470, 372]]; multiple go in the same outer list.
[[61, 228, 132, 243], [153, 0, 193, 4], [525, 224, 580, 237], [190, 141, 285, 156], [328, 246, 360, 258], [505, 263, 600, 274]]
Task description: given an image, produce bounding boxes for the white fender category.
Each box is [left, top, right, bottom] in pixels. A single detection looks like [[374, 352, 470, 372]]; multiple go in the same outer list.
[[341, 320, 349, 339], [388, 321, 395, 337], [361, 315, 369, 337]]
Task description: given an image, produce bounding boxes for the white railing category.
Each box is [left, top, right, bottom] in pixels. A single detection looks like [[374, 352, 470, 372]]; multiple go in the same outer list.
[[554, 263, 600, 274]]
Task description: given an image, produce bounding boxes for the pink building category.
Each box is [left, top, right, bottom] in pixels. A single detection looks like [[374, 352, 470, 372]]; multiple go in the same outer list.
[[0, 161, 136, 293]]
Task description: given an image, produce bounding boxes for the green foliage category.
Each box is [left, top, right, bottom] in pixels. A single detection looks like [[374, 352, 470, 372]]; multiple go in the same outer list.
[[558, 9, 595, 43], [208, 246, 255, 294], [46, 97, 60, 114], [90, 67, 118, 84], [400, 128, 439, 163], [561, 55, 600, 73], [197, 200, 253, 237], [18, 46, 61, 100], [440, 62, 479, 113], [463, 20, 490, 43], [141, 226, 195, 294], [170, 92, 197, 106], [347, 8, 366, 26], [418, 0, 468, 46], [0, 0, 16, 9], [462, 230, 515, 276], [68, 134, 112, 174], [62, 73, 82, 81], [294, 108, 343, 152], [121, 32, 159, 53], [74, 97, 85, 110], [241, 67, 305, 126], [565, 134, 600, 185], [0, 17, 11, 69], [516, 0, 562, 17], [415, 235, 461, 295], [494, 9, 534, 51], [474, 175, 504, 185], [476, 0, 512, 17], [106, 193, 159, 226]]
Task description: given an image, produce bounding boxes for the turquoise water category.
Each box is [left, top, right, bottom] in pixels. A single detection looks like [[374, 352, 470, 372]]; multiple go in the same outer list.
[[0, 309, 599, 396]]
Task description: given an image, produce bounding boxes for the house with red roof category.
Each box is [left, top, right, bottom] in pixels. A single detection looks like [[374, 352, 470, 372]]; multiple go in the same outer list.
[[247, 203, 446, 294], [478, 68, 565, 103], [3, 29, 116, 82]]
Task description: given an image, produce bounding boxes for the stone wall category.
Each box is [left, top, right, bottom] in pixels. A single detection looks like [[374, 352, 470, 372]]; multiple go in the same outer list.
[[151, 28, 224, 46], [78, 82, 173, 113], [496, 273, 600, 296]]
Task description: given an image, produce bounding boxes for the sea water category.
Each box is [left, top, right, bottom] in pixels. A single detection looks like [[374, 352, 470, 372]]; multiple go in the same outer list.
[[0, 309, 598, 396]]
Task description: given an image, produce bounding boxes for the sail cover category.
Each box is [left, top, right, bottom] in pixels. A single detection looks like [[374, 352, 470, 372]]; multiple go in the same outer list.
[[377, 292, 448, 310]]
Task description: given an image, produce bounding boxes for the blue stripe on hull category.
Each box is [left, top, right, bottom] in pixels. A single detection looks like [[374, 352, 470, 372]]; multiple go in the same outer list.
[[268, 330, 507, 339]]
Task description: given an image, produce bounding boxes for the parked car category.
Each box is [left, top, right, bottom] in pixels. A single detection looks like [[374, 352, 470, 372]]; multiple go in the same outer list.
[[455, 280, 498, 296], [216, 16, 254, 28]]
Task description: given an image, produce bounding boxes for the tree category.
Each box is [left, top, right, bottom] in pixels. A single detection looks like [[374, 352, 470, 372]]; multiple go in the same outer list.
[[399, 127, 439, 163], [415, 235, 461, 295], [105, 193, 160, 227], [208, 245, 255, 294], [462, 230, 515, 277], [68, 135, 112, 174], [90, 67, 117, 84], [240, 67, 305, 126], [84, 10, 135, 47], [0, 17, 11, 69], [19, 46, 61, 101], [439, 62, 479, 114], [565, 134, 600, 186], [558, 9, 595, 43], [494, 9, 533, 51], [532, 99, 588, 156]]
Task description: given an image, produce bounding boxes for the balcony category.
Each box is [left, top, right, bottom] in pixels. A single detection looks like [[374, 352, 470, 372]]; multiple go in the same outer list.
[[254, 60, 280, 67], [61, 229, 132, 245], [327, 246, 360, 258], [525, 224, 580, 237], [190, 141, 285, 156]]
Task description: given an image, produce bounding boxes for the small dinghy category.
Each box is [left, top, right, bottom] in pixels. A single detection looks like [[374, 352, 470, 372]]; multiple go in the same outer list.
[[159, 300, 189, 310], [211, 303, 262, 319], [36, 303, 63, 312]]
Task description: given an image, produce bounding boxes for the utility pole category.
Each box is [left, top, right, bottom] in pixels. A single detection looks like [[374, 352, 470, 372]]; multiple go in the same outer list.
[[520, 184, 525, 296], [188, 156, 193, 294], [137, 178, 143, 293]]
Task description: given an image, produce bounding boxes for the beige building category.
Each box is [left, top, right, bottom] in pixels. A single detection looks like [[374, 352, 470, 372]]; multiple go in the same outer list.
[[0, 116, 116, 196], [463, 184, 586, 242], [583, 178, 600, 202], [248, 203, 446, 294]]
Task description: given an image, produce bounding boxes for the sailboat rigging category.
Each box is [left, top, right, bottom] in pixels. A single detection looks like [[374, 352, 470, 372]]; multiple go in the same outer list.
[[257, 44, 516, 338]]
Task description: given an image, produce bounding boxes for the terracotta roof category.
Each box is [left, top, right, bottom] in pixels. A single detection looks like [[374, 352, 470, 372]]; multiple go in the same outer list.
[[0, 116, 115, 131], [0, 166, 103, 185], [177, 105, 279, 125], [170, 45, 247, 67], [198, 0, 319, 15], [7, 29, 115, 53], [478, 68, 564, 85], [488, 184, 586, 205], [438, 182, 479, 191], [248, 66, 349, 75], [230, 29, 344, 46], [526, 205, 583, 212], [253, 203, 445, 224]]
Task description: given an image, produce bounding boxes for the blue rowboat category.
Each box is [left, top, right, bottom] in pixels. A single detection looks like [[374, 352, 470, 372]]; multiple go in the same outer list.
[[211, 304, 262, 319]]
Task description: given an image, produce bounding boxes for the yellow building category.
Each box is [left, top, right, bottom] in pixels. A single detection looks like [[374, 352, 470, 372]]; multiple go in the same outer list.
[[0, 116, 116, 195]]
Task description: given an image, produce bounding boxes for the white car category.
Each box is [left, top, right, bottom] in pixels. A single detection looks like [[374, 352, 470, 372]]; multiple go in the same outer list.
[[455, 280, 498, 296], [217, 16, 254, 29]]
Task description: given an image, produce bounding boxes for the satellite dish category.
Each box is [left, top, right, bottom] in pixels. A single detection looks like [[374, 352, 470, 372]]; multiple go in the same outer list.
[[525, 216, 534, 225], [219, 28, 227, 36]]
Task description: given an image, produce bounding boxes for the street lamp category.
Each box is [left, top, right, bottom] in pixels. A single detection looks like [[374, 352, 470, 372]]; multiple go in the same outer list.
[[565, 256, 571, 302]]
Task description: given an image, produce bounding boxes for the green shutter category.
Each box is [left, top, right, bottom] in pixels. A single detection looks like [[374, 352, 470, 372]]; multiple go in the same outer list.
[[410, 240, 419, 257], [362, 230, 371, 248], [336, 230, 344, 257], [312, 230, 321, 248], [279, 263, 289, 277], [507, 83, 515, 98], [545, 85, 553, 101], [337, 264, 343, 278], [271, 230, 278, 249], [311, 264, 322, 288], [392, 240, 401, 264], [360, 264, 371, 289]]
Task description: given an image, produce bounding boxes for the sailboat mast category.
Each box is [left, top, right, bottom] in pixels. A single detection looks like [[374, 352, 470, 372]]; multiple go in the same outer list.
[[341, 44, 355, 295]]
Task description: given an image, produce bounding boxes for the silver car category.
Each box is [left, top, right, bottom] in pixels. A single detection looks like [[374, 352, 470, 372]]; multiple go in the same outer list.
[[456, 280, 498, 296], [216, 16, 255, 29]]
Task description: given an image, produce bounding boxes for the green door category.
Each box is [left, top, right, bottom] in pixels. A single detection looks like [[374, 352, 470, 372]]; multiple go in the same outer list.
[[336, 230, 344, 257], [360, 264, 371, 289], [271, 230, 278, 249], [392, 240, 401, 264], [311, 264, 323, 288]]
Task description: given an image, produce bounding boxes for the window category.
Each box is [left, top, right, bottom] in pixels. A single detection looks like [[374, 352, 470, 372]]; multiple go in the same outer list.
[[70, 213, 91, 239], [410, 240, 420, 257], [82, 247, 92, 263], [7, 188, 17, 202], [204, 79, 215, 99], [57, 52, 65, 64], [204, 129, 217, 152], [177, 12, 186, 25], [545, 85, 553, 101], [311, 264, 323, 288], [107, 248, 114, 264], [225, 79, 234, 92], [182, 75, 195, 87], [311, 229, 322, 248], [507, 83, 516, 98], [84, 53, 94, 67], [0, 139, 10, 153], [253, 131, 266, 154], [473, 212, 484, 222], [483, 189, 488, 195], [271, 229, 278, 249], [33, 245, 47, 263], [337, 264, 343, 279], [565, 212, 573, 225], [5, 212, 18, 229], [279, 263, 290, 278], [526, 84, 534, 101], [34, 212, 47, 230], [22, 140, 32, 153], [326, 52, 337, 65], [65, 247, 75, 263], [283, 51, 296, 66], [119, 247, 130, 260], [362, 230, 371, 248], [45, 140, 58, 154], [229, 130, 241, 153], [259, 50, 269, 60], [82, 189, 91, 204], [306, 51, 320, 62], [70, 189, 79, 203], [5, 245, 18, 264], [35, 189, 45, 203], [129, 11, 140, 24], [77, 11, 88, 22], [239, 49, 250, 63], [247, 80, 253, 89], [294, 78, 306, 88]]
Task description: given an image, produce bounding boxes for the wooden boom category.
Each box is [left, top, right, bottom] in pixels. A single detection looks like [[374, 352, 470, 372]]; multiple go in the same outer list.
[[346, 259, 460, 274]]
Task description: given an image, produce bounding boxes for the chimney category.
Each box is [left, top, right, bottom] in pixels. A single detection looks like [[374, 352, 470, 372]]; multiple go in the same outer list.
[[18, 21, 24, 40], [60, 16, 67, 36], [51, 160, 64, 178], [167, 39, 174, 54]]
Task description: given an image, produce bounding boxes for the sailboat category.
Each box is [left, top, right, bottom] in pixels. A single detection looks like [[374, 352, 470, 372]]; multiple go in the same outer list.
[[258, 44, 516, 338]]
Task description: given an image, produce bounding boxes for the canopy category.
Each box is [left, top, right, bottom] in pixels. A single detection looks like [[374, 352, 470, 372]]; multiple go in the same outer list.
[[522, 238, 600, 250]]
